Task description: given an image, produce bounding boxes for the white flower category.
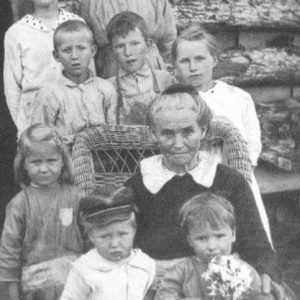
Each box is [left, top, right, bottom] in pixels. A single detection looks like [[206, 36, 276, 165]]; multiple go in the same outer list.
[[202, 255, 253, 300]]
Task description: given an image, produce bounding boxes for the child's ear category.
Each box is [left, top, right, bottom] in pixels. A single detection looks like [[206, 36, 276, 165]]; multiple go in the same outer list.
[[232, 229, 236, 243], [213, 56, 218, 68], [187, 234, 192, 247], [146, 37, 153, 48], [199, 126, 207, 139], [91, 43, 97, 57], [53, 50, 60, 63]]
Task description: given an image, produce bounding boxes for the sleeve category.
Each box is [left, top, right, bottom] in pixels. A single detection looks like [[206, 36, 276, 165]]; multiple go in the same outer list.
[[103, 81, 118, 125], [232, 174, 279, 281], [60, 267, 91, 300], [154, 261, 187, 300], [0, 194, 26, 282], [243, 94, 262, 166], [153, 0, 177, 64], [145, 257, 156, 294], [3, 28, 23, 125], [31, 88, 59, 126]]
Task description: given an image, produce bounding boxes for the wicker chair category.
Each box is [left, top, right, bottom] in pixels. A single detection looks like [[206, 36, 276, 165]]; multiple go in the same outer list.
[[72, 121, 252, 194]]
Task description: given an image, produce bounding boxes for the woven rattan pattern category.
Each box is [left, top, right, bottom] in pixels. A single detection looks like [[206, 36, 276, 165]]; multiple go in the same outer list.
[[72, 122, 252, 193]]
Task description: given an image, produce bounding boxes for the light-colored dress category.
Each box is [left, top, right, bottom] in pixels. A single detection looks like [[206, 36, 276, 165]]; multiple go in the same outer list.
[[78, 0, 177, 77], [32, 71, 118, 144], [0, 184, 84, 300], [3, 9, 82, 135], [60, 248, 156, 300]]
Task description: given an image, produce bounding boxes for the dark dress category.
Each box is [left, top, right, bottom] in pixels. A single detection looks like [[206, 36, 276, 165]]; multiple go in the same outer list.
[[125, 163, 279, 281]]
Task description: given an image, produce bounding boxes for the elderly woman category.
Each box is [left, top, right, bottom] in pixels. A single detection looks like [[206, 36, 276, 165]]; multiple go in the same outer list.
[[125, 83, 282, 297]]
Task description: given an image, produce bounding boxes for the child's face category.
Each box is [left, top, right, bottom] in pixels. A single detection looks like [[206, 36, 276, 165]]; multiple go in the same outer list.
[[89, 218, 136, 262], [24, 143, 63, 187], [111, 27, 148, 73], [188, 223, 236, 263], [53, 30, 96, 83], [152, 97, 206, 173], [175, 40, 216, 92]]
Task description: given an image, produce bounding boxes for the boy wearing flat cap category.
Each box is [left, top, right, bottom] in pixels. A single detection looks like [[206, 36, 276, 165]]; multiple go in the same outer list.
[[60, 187, 156, 300]]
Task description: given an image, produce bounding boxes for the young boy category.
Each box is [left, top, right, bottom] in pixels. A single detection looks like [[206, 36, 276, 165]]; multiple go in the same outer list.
[[32, 20, 118, 144], [155, 192, 293, 300], [106, 11, 176, 125], [60, 187, 156, 300]]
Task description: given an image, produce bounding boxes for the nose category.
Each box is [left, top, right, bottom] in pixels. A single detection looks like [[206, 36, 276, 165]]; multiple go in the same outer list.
[[207, 237, 217, 251], [110, 236, 121, 248], [189, 59, 197, 72], [124, 44, 133, 57], [39, 162, 49, 173], [173, 134, 184, 149], [71, 48, 79, 59]]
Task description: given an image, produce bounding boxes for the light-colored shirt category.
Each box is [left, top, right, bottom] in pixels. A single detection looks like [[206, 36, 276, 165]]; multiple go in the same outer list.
[[109, 63, 176, 125], [32, 72, 118, 143], [199, 80, 262, 166], [3, 9, 83, 135], [60, 248, 156, 300]]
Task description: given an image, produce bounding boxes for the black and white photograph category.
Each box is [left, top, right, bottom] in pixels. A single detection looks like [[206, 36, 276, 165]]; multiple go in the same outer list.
[[0, 0, 300, 299]]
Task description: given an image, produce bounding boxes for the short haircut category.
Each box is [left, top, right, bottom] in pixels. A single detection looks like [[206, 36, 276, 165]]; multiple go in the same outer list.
[[79, 187, 137, 234], [147, 83, 212, 130], [172, 23, 218, 61], [53, 20, 94, 50], [180, 192, 236, 234], [14, 124, 74, 186], [106, 11, 149, 44]]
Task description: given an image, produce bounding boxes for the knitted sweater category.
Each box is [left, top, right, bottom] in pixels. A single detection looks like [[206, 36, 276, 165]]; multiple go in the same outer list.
[[125, 163, 278, 280]]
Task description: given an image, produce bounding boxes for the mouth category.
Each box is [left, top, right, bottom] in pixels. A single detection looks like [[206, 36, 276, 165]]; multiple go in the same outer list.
[[189, 74, 202, 79], [109, 251, 124, 260], [126, 59, 137, 65], [71, 63, 81, 68], [206, 253, 221, 261]]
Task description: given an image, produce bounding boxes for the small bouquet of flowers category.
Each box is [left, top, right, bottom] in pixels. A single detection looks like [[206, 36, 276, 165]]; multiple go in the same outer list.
[[202, 254, 253, 300]]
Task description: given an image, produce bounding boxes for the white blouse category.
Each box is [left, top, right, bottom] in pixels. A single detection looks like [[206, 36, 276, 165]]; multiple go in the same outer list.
[[199, 80, 262, 166]]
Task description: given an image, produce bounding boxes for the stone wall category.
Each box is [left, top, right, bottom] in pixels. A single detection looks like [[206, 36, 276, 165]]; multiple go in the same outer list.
[[11, 0, 300, 171]]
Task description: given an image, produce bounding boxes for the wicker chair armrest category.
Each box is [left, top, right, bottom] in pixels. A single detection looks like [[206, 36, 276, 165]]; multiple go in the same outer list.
[[205, 120, 252, 183]]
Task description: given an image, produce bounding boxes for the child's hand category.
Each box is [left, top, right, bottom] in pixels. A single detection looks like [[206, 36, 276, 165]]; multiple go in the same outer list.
[[261, 274, 272, 294], [260, 274, 285, 300]]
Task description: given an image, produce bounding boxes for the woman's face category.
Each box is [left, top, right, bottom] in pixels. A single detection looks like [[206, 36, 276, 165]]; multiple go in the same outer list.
[[153, 97, 207, 173], [175, 40, 216, 92]]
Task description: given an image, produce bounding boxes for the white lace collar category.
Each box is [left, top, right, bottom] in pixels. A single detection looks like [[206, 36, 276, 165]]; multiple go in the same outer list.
[[20, 9, 79, 32], [141, 150, 221, 194]]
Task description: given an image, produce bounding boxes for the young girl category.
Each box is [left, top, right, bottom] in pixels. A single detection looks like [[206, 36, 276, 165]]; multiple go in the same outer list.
[[155, 192, 292, 300], [172, 24, 273, 247], [0, 124, 84, 300], [61, 186, 156, 300], [4, 0, 82, 136]]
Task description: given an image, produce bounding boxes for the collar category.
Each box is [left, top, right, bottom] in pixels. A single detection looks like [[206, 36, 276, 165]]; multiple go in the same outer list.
[[61, 70, 94, 87], [141, 150, 221, 194], [118, 62, 151, 78], [199, 80, 223, 96], [20, 9, 76, 33], [82, 249, 150, 272]]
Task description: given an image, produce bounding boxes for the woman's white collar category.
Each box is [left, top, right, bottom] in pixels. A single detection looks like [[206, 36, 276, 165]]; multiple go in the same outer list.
[[141, 150, 221, 194]]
